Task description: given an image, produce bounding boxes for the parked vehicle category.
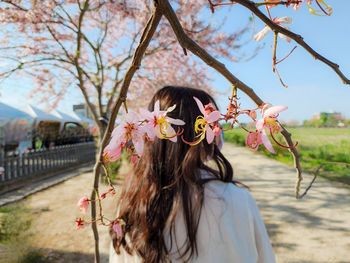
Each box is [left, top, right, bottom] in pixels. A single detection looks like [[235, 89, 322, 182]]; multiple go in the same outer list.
[[0, 103, 95, 156]]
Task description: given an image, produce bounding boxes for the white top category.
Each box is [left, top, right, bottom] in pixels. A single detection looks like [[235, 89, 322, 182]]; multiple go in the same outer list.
[[109, 178, 276, 263]]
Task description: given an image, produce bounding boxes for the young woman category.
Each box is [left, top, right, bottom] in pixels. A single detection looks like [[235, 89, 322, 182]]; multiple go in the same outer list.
[[109, 86, 276, 263]]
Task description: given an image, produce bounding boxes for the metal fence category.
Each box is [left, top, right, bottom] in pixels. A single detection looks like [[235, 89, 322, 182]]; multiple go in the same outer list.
[[0, 142, 96, 183]]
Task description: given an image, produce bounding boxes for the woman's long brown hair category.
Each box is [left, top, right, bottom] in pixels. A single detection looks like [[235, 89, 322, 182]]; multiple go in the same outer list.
[[110, 86, 235, 262]]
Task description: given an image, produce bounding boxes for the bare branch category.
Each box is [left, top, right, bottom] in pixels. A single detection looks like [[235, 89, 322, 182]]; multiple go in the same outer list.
[[278, 124, 304, 198], [159, 0, 263, 105], [73, 0, 101, 130], [233, 0, 350, 85]]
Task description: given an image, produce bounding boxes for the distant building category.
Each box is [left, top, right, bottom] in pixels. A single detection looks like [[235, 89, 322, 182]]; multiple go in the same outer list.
[[280, 119, 301, 127], [309, 111, 347, 127], [313, 111, 345, 121], [73, 103, 109, 120], [73, 104, 92, 119], [73, 104, 107, 117]]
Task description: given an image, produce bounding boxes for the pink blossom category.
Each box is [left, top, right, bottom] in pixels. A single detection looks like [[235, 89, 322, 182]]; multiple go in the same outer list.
[[109, 188, 116, 196], [213, 125, 222, 137], [249, 110, 257, 119], [100, 187, 116, 199], [246, 131, 263, 151], [130, 154, 139, 165], [103, 143, 122, 163], [112, 222, 123, 238], [140, 100, 185, 142], [204, 103, 216, 115], [112, 219, 126, 239], [100, 192, 107, 200], [292, 0, 304, 10], [254, 17, 292, 42], [254, 105, 288, 153], [100, 187, 115, 199], [104, 111, 145, 161], [77, 196, 90, 213], [193, 97, 221, 144], [256, 105, 288, 132], [75, 217, 85, 230]]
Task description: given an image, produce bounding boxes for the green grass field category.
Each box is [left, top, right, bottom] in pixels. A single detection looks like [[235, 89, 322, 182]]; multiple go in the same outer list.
[[224, 127, 350, 184]]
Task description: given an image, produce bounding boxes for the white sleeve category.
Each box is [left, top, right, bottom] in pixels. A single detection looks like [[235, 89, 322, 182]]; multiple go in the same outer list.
[[246, 191, 276, 263], [109, 242, 142, 263]]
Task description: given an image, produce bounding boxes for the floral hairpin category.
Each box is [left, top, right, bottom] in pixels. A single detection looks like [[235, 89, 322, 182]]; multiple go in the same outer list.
[[103, 100, 185, 164]]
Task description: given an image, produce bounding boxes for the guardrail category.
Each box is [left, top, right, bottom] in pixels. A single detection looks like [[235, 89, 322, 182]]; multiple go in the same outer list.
[[0, 142, 96, 184]]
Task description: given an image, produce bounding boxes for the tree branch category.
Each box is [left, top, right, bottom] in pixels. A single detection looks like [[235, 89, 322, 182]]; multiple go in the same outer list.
[[233, 0, 350, 85], [89, 2, 163, 262], [159, 0, 263, 105], [73, 0, 101, 134], [159, 0, 306, 198]]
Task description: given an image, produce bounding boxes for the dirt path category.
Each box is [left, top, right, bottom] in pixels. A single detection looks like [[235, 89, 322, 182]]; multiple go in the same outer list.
[[14, 143, 350, 262], [21, 171, 118, 263], [222, 143, 350, 263]]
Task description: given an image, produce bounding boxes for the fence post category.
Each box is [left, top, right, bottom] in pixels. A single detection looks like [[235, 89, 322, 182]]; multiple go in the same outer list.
[[0, 126, 4, 182]]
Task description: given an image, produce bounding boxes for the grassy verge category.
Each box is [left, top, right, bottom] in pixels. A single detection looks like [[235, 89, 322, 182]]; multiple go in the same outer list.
[[224, 127, 350, 184], [0, 204, 46, 263]]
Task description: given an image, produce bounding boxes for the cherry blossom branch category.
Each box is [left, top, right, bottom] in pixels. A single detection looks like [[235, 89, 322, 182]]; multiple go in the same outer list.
[[232, 0, 350, 85], [90, 3, 162, 262], [159, 0, 307, 199]]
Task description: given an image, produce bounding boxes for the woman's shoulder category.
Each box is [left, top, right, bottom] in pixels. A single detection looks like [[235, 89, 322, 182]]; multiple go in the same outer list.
[[200, 170, 250, 200], [204, 178, 253, 205]]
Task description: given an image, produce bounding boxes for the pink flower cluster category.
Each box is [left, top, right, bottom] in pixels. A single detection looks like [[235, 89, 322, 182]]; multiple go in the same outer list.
[[75, 187, 116, 230], [103, 100, 185, 163], [255, 0, 332, 43], [75, 186, 124, 238], [246, 105, 288, 153], [103, 96, 289, 161], [193, 97, 221, 144], [103, 97, 224, 163]]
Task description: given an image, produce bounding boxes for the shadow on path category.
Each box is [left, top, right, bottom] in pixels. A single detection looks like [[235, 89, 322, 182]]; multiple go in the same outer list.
[[222, 143, 350, 263]]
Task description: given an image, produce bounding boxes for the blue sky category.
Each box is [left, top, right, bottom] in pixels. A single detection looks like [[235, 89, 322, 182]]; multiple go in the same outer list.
[[0, 1, 349, 122], [210, 1, 350, 122]]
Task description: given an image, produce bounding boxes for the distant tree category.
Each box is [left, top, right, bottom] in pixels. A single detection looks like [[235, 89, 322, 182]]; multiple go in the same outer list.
[[319, 112, 328, 126], [0, 0, 246, 138]]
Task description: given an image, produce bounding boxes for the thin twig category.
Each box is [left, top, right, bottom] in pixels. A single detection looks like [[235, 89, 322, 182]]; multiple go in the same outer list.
[[232, 0, 350, 85], [276, 46, 297, 64], [272, 32, 278, 73]]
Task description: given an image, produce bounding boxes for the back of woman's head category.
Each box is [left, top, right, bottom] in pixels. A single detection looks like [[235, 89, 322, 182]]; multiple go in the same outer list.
[[111, 85, 234, 262]]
